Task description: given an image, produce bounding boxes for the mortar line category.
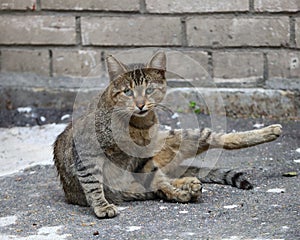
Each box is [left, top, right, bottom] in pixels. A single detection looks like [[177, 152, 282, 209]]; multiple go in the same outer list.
[[289, 16, 296, 48], [249, 0, 254, 13], [208, 51, 214, 79], [0, 45, 300, 51], [139, 0, 147, 14], [263, 52, 268, 86], [0, 50, 2, 72], [0, 45, 300, 52], [1, 9, 300, 17], [181, 16, 188, 47], [49, 49, 53, 77], [76, 16, 82, 46], [100, 51, 106, 73], [36, 0, 41, 11]]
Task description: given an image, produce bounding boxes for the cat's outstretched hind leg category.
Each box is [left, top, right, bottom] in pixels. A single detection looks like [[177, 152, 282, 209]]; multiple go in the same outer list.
[[209, 124, 282, 150]]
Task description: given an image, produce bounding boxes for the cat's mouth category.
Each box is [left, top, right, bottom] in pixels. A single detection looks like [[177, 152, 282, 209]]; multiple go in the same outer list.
[[139, 110, 148, 115], [133, 109, 148, 117]]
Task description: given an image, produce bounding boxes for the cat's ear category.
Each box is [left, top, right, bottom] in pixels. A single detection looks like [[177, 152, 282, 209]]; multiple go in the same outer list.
[[147, 51, 166, 71], [106, 55, 128, 81]]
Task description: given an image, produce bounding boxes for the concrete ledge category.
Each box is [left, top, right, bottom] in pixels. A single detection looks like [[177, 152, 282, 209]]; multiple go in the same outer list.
[[0, 74, 299, 120], [170, 88, 298, 119]]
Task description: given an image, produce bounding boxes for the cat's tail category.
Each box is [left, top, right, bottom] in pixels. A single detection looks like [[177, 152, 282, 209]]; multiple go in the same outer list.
[[175, 166, 253, 190]]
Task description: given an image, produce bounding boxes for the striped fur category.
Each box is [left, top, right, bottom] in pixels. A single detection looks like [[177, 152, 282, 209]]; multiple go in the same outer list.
[[176, 166, 253, 190], [53, 51, 282, 218]]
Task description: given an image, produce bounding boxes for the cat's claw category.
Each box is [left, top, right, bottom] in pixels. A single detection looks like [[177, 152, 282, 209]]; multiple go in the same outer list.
[[94, 204, 118, 218]]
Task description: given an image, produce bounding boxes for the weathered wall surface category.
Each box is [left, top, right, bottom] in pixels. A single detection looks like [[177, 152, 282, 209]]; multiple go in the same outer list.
[[0, 0, 299, 118]]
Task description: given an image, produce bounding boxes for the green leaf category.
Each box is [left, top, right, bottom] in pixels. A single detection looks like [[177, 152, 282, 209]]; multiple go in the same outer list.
[[189, 101, 196, 108], [194, 108, 201, 114]]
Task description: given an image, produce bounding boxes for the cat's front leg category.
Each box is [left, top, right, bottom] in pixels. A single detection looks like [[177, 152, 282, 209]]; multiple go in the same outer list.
[[80, 178, 118, 218], [79, 176, 118, 218], [75, 157, 118, 218], [151, 168, 201, 203]]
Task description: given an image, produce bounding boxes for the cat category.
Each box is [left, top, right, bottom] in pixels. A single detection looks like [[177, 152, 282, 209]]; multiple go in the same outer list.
[[53, 51, 282, 218]]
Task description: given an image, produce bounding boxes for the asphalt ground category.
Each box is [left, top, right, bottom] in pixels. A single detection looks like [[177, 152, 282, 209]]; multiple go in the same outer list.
[[0, 109, 299, 240]]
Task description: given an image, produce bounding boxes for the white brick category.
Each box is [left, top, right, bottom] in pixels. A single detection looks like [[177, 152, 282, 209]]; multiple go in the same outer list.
[[0, 16, 76, 45], [186, 17, 290, 47], [81, 17, 181, 46], [1, 49, 49, 76], [146, 0, 249, 13], [213, 52, 264, 85], [52, 50, 102, 77], [0, 0, 35, 10], [268, 50, 300, 79], [41, 0, 139, 11], [254, 0, 300, 12]]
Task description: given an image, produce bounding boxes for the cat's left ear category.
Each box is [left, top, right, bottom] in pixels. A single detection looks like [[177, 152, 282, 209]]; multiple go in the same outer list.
[[106, 55, 128, 81], [146, 51, 166, 71]]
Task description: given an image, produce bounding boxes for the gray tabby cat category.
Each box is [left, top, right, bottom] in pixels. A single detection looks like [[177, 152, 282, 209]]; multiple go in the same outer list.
[[53, 51, 282, 218]]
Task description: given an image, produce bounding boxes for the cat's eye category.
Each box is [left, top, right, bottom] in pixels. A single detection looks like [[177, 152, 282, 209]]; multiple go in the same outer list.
[[145, 87, 154, 95], [124, 89, 134, 96]]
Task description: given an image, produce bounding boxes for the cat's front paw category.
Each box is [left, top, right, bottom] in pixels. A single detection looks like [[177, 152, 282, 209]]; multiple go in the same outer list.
[[172, 177, 202, 202], [94, 204, 118, 218]]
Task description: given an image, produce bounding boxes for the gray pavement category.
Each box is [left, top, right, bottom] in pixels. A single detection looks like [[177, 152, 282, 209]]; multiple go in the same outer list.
[[0, 117, 299, 240]]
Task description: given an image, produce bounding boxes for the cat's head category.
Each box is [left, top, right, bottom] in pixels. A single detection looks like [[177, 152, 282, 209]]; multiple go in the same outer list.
[[106, 51, 167, 117]]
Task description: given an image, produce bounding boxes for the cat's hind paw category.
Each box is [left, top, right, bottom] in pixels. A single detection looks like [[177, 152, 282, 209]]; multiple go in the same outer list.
[[94, 204, 118, 218], [262, 124, 282, 141], [268, 124, 282, 136]]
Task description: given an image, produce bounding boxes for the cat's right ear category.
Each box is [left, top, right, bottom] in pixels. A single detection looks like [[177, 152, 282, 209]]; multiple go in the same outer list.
[[147, 51, 166, 71], [106, 55, 128, 81]]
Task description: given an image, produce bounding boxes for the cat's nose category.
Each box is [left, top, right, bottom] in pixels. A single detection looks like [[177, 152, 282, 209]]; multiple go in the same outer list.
[[137, 103, 145, 110]]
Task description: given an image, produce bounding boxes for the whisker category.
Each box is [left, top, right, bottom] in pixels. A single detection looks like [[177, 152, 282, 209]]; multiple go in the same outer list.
[[153, 103, 175, 117], [112, 107, 133, 119], [149, 103, 179, 130]]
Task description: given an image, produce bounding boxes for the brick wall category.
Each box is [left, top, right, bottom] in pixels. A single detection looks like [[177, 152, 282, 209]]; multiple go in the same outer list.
[[0, 0, 299, 117]]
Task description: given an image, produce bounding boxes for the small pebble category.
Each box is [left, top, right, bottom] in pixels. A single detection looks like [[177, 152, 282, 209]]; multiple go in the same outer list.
[[61, 114, 71, 121], [159, 206, 168, 210], [253, 123, 264, 129], [223, 205, 238, 209], [126, 226, 141, 232], [179, 210, 189, 214], [267, 188, 285, 193], [164, 126, 171, 130], [117, 206, 129, 211], [171, 113, 179, 119], [17, 107, 32, 113], [40, 116, 46, 122]]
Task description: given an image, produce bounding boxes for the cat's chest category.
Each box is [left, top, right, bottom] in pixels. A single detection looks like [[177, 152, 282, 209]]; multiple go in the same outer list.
[[104, 145, 152, 172], [104, 125, 157, 167], [129, 127, 152, 146]]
